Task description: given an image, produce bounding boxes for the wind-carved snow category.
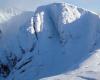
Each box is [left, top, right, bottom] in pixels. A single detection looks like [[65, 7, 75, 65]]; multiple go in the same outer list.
[[0, 3, 100, 80]]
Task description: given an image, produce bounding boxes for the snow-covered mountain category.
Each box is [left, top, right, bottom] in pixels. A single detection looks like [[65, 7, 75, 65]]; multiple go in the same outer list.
[[0, 3, 100, 80], [0, 8, 22, 23]]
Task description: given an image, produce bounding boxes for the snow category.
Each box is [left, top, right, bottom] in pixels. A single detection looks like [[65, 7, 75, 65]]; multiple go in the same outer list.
[[40, 49, 100, 80], [0, 2, 100, 80], [0, 8, 22, 23]]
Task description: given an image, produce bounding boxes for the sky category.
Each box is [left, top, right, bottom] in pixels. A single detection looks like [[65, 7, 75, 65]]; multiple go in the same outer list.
[[0, 0, 99, 13]]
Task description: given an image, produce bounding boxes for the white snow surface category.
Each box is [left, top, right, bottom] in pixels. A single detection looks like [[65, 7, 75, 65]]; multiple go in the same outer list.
[[0, 3, 100, 80]]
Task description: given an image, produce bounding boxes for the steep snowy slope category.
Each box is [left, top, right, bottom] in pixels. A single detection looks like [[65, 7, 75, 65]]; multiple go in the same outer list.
[[0, 3, 100, 80], [0, 9, 34, 79], [40, 50, 100, 80]]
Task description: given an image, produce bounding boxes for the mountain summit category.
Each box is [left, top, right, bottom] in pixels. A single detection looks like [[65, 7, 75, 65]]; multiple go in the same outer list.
[[0, 3, 100, 80]]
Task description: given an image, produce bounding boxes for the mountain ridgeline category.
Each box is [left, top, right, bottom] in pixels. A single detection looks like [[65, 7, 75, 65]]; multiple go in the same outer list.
[[0, 3, 100, 80]]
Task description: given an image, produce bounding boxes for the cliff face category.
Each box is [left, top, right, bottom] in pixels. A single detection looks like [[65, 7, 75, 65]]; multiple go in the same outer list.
[[0, 3, 100, 80]]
